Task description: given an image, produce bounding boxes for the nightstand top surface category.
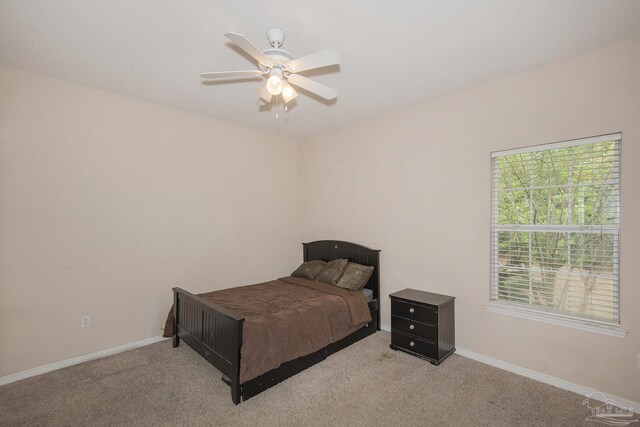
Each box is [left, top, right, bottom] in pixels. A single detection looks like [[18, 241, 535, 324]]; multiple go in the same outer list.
[[389, 288, 455, 306]]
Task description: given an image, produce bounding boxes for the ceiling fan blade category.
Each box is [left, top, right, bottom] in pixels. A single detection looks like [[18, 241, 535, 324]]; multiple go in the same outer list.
[[287, 74, 337, 100], [225, 32, 273, 67], [286, 49, 340, 73], [258, 83, 272, 103], [201, 70, 265, 79]]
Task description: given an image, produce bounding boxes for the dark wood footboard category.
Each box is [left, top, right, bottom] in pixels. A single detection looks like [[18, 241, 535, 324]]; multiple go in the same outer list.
[[172, 287, 245, 404]]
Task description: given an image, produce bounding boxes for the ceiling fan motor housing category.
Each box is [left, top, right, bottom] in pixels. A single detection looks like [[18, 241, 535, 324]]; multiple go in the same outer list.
[[258, 49, 292, 73], [263, 48, 292, 63], [262, 27, 290, 72]]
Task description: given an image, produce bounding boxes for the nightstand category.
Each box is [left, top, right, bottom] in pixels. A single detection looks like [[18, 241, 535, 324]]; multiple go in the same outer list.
[[389, 288, 455, 365]]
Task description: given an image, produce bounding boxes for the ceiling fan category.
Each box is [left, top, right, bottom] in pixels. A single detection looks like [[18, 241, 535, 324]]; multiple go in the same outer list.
[[201, 27, 339, 105]]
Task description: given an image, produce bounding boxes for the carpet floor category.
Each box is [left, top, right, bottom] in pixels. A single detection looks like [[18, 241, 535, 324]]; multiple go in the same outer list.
[[0, 332, 613, 426]]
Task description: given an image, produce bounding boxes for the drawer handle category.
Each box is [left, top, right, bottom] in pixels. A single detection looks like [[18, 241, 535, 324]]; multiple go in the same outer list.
[[409, 324, 415, 330], [409, 308, 415, 314], [409, 341, 415, 347]]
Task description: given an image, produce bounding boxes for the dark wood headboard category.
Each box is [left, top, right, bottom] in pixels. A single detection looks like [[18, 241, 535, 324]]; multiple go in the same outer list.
[[303, 240, 381, 302]]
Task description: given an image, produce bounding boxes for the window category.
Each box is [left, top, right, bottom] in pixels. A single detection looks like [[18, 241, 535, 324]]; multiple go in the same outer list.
[[489, 133, 624, 336]]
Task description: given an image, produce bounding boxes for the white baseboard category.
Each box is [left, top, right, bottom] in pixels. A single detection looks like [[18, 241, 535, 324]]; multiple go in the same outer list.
[[380, 323, 638, 410], [0, 335, 168, 387]]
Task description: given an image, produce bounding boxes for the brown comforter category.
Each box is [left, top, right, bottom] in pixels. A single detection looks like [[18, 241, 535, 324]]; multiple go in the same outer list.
[[164, 276, 371, 383]]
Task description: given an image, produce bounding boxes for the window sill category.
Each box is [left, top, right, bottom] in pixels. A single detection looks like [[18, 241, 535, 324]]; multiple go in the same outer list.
[[486, 302, 628, 338]]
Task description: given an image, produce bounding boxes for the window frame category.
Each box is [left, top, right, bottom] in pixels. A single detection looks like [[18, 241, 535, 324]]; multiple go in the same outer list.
[[488, 133, 627, 338]]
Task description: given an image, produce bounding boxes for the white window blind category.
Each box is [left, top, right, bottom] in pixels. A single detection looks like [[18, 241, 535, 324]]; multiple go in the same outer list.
[[490, 133, 621, 326]]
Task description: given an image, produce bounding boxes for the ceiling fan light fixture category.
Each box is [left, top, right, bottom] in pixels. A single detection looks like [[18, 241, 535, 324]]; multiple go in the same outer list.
[[201, 29, 340, 104], [282, 82, 297, 104], [266, 69, 284, 95]]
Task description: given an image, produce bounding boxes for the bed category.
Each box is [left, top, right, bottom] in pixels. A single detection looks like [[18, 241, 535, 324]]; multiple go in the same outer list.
[[169, 240, 381, 404]]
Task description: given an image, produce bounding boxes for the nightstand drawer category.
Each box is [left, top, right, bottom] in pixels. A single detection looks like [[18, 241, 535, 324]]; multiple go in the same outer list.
[[391, 332, 437, 360], [391, 316, 437, 341], [391, 299, 437, 324]]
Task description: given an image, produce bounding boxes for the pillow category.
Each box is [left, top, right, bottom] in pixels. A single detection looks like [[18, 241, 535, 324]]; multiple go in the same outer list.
[[291, 260, 326, 280], [315, 259, 349, 285], [336, 262, 374, 291]]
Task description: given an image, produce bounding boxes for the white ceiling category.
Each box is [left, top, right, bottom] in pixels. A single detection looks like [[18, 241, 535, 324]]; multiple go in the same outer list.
[[1, 1, 639, 139]]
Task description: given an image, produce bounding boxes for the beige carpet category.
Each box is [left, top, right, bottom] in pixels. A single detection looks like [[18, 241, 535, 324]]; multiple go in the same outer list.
[[0, 332, 607, 426]]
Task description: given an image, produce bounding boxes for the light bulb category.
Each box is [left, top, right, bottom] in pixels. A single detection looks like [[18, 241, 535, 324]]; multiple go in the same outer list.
[[258, 83, 273, 103], [266, 75, 283, 95], [282, 82, 297, 104]]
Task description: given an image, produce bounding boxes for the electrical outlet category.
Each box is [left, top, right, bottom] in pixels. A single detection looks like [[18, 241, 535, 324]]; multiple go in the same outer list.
[[81, 315, 91, 328]]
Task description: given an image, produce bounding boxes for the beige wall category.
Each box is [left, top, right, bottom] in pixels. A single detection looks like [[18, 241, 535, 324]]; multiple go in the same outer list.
[[301, 38, 640, 402], [0, 66, 302, 376]]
